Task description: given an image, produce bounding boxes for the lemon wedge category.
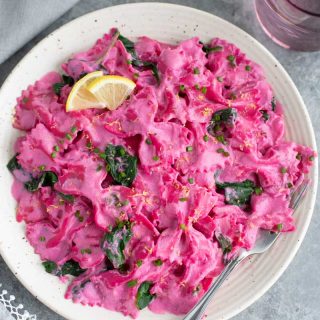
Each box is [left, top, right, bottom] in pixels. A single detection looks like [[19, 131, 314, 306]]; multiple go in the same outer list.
[[66, 71, 104, 112], [87, 75, 136, 111]]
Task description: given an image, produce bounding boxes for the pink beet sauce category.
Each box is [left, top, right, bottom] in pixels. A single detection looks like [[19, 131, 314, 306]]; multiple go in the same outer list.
[[8, 29, 315, 318]]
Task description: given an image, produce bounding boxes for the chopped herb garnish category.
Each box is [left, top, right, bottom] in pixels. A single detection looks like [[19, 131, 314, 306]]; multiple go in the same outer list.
[[93, 147, 100, 154], [153, 155, 159, 161], [277, 223, 283, 231], [96, 164, 103, 171], [104, 144, 137, 187], [179, 197, 188, 202], [188, 178, 194, 184], [74, 210, 84, 222], [203, 135, 209, 142], [194, 84, 200, 90], [227, 55, 236, 67], [296, 153, 302, 161], [309, 156, 315, 161], [216, 179, 256, 206], [80, 248, 92, 254], [216, 148, 229, 157], [180, 223, 187, 230], [145, 138, 152, 145], [254, 187, 263, 195], [260, 110, 270, 122], [216, 135, 227, 145], [280, 167, 287, 174], [287, 182, 293, 188], [153, 259, 163, 266], [127, 279, 138, 288], [99, 152, 107, 160], [51, 152, 57, 158], [39, 236, 46, 242], [216, 233, 232, 255], [186, 146, 193, 152], [245, 65, 251, 71], [65, 133, 72, 141], [86, 142, 92, 148], [193, 67, 200, 74], [136, 281, 156, 310], [7, 154, 21, 173], [71, 126, 77, 133], [127, 59, 132, 65], [179, 84, 185, 92], [133, 73, 139, 80], [201, 87, 207, 94], [203, 45, 223, 54], [53, 145, 60, 152], [101, 220, 132, 269], [136, 260, 143, 267], [38, 165, 45, 171], [22, 97, 29, 104]]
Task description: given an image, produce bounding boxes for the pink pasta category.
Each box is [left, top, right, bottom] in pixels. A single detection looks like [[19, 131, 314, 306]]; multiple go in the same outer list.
[[8, 29, 315, 318]]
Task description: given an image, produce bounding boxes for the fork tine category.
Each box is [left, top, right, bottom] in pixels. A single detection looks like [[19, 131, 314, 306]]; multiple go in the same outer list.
[[290, 180, 308, 210]]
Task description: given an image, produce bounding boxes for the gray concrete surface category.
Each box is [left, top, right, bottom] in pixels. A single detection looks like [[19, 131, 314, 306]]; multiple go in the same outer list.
[[0, 0, 319, 319]]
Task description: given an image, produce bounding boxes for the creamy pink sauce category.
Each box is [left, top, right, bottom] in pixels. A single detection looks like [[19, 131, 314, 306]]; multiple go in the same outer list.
[[10, 29, 315, 318]]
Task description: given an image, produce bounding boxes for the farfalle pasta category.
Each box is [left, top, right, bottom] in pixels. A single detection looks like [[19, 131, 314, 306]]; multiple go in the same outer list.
[[8, 29, 315, 318]]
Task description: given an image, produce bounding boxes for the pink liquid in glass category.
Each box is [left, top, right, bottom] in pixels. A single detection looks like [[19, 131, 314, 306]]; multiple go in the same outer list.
[[255, 0, 320, 51]]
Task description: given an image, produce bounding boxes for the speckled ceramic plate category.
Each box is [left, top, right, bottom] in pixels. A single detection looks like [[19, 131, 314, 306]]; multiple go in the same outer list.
[[0, 3, 318, 320]]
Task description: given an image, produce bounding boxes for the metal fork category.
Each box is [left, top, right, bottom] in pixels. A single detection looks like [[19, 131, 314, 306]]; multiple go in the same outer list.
[[184, 181, 308, 320]]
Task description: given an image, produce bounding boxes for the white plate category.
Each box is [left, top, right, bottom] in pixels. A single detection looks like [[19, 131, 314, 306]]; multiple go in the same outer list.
[[0, 3, 318, 320]]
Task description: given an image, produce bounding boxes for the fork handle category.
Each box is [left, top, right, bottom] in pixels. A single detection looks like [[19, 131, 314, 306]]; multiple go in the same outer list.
[[183, 252, 248, 320]]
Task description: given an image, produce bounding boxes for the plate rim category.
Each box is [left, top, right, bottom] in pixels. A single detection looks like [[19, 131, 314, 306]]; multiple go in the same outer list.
[[0, 2, 318, 320]]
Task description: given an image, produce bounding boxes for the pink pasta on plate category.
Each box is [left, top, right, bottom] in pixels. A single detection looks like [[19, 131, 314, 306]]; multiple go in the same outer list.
[[7, 29, 316, 318]]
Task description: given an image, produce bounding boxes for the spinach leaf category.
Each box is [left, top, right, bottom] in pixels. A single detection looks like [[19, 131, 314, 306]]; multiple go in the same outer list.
[[216, 233, 233, 255], [7, 154, 21, 172], [62, 75, 75, 86], [216, 179, 255, 206], [61, 260, 86, 276], [207, 108, 237, 144], [57, 192, 75, 203], [53, 74, 75, 96], [105, 144, 137, 187], [101, 220, 132, 269], [41, 171, 58, 187], [260, 110, 270, 122], [42, 261, 58, 275], [136, 281, 156, 310], [42, 259, 86, 277], [118, 34, 135, 56], [24, 171, 58, 192], [118, 33, 160, 84]]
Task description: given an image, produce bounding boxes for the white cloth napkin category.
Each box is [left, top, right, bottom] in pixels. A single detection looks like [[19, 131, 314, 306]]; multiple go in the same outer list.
[[0, 0, 79, 64]]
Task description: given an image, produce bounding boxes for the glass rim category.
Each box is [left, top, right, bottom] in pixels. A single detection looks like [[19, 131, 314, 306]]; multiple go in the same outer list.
[[287, 0, 320, 17]]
